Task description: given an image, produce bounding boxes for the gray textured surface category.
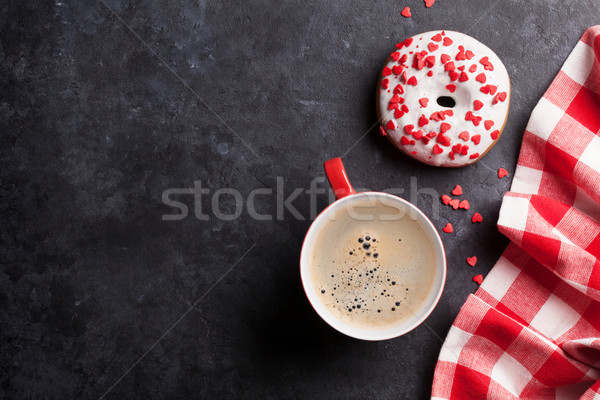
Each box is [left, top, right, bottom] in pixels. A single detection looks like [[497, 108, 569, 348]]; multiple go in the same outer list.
[[1, 1, 599, 399]]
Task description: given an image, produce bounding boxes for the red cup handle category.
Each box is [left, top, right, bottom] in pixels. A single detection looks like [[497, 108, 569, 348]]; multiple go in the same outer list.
[[324, 157, 356, 200]]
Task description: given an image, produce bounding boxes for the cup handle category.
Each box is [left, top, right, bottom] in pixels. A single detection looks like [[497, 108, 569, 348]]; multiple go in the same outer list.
[[324, 157, 356, 200]]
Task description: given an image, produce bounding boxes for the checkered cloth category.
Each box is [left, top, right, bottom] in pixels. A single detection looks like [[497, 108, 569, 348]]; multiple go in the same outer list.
[[432, 26, 600, 399]]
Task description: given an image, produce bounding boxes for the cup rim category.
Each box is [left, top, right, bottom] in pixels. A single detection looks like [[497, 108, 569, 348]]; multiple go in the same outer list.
[[299, 191, 447, 341]]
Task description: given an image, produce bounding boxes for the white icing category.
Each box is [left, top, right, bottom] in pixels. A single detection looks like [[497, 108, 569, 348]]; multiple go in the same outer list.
[[378, 30, 510, 167]]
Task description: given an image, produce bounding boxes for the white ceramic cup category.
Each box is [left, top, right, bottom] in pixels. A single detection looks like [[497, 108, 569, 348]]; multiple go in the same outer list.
[[300, 157, 446, 341]]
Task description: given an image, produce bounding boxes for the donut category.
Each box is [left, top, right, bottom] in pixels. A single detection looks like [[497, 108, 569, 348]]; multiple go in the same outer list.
[[376, 30, 510, 167]]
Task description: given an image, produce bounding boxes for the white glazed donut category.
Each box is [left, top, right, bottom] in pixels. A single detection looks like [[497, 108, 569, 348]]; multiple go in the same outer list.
[[376, 30, 510, 167]]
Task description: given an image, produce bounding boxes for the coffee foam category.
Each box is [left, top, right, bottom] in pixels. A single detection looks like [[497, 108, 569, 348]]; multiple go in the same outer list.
[[308, 198, 438, 330]]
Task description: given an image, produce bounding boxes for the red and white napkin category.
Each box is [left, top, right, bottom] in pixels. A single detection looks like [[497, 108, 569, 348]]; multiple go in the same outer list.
[[432, 26, 600, 399]]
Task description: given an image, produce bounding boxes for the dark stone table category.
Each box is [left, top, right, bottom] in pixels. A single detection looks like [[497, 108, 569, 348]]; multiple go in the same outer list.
[[2, 1, 598, 398]]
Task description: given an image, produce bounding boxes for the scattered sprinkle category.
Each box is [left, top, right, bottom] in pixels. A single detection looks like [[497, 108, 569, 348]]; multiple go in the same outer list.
[[472, 212, 483, 223], [449, 199, 460, 210], [466, 256, 477, 267], [401, 7, 412, 18], [473, 274, 483, 285], [451, 185, 463, 196], [442, 223, 453, 233], [498, 168, 508, 179]]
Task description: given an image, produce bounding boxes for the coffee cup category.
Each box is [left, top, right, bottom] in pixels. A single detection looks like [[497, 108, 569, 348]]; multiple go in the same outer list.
[[300, 157, 446, 341]]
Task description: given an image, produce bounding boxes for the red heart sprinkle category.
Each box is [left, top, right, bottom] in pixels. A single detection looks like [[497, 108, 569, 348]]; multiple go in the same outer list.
[[498, 168, 508, 178], [425, 0, 435, 8], [407, 76, 418, 86], [441, 194, 451, 205], [473, 274, 483, 285], [429, 112, 442, 121], [466, 256, 477, 267], [480, 56, 494, 71], [445, 61, 456, 71], [449, 199, 460, 210], [459, 200, 470, 210], [400, 136, 410, 145], [443, 37, 453, 46], [404, 124, 414, 134], [428, 43, 439, 52], [473, 100, 484, 111], [386, 120, 396, 130], [393, 84, 404, 94], [436, 132, 451, 147], [484, 120, 494, 130], [451, 185, 462, 196], [404, 38, 413, 47], [441, 54, 451, 63], [471, 134, 481, 145], [390, 52, 401, 61], [392, 65, 403, 75], [381, 78, 389, 89], [431, 33, 442, 41], [459, 72, 469, 82], [419, 98, 429, 107], [469, 64, 477, 73], [433, 144, 443, 154], [476, 73, 487, 83], [446, 84, 456, 93], [419, 115, 429, 127], [493, 91, 508, 104], [394, 109, 404, 118], [442, 223, 453, 233], [412, 129, 423, 140], [459, 131, 470, 141], [469, 153, 480, 159], [440, 122, 451, 133], [382, 67, 392, 77], [472, 212, 483, 223], [491, 130, 500, 140], [401, 7, 411, 17]]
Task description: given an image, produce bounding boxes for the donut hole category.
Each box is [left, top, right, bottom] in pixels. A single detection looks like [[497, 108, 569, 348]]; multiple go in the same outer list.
[[436, 96, 456, 108]]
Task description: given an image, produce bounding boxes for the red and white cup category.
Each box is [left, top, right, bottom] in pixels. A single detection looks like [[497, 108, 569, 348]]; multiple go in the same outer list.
[[300, 157, 447, 340]]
